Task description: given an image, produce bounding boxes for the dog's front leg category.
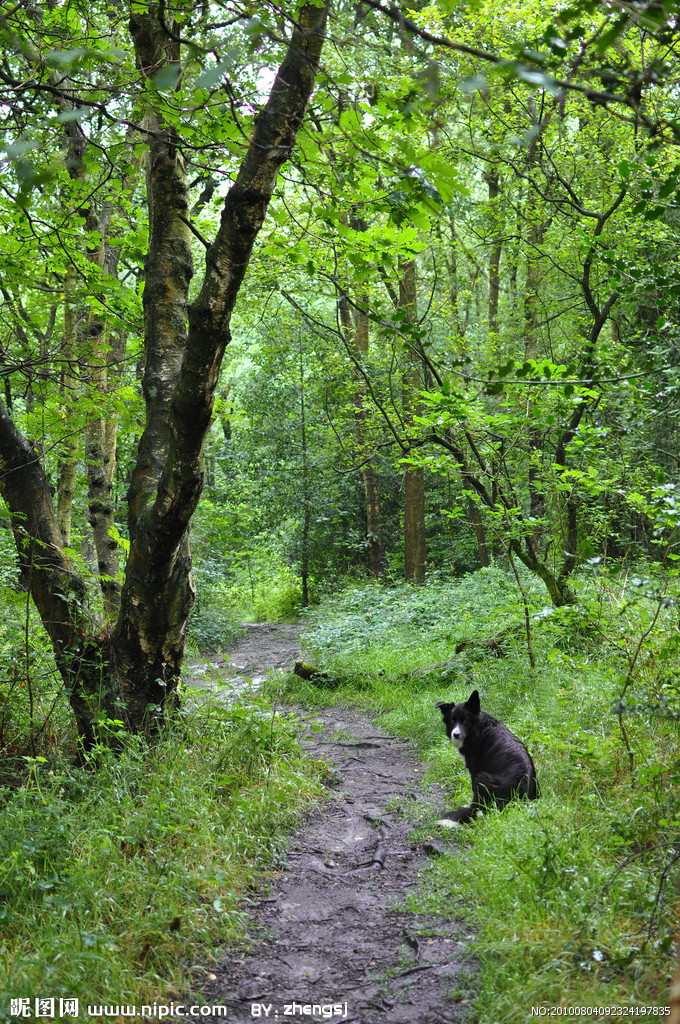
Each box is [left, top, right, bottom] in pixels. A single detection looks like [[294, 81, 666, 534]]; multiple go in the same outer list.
[[434, 804, 477, 827], [437, 777, 487, 826], [449, 803, 478, 824]]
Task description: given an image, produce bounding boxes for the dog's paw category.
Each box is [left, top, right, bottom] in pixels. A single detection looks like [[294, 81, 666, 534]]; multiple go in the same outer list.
[[434, 818, 462, 829]]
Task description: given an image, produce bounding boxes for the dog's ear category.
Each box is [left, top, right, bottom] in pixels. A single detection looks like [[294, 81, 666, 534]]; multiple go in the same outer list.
[[466, 690, 481, 714], [435, 701, 452, 718]]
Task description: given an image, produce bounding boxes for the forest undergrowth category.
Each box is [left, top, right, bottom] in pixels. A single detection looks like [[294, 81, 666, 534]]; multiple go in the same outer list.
[[268, 565, 680, 1019], [1, 562, 678, 1018], [0, 684, 323, 1012]]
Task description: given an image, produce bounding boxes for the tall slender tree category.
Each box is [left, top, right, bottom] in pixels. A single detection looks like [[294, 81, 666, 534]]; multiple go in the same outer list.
[[338, 214, 384, 579], [399, 257, 426, 582]]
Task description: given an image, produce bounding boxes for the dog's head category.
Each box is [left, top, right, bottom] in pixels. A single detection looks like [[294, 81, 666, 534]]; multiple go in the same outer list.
[[435, 690, 481, 750]]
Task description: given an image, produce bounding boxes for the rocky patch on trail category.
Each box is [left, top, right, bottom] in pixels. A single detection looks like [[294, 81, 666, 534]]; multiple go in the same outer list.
[[195, 703, 476, 1023]]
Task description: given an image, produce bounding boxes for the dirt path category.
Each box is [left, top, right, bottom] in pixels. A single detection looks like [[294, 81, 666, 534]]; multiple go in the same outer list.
[[184, 623, 302, 693], [192, 625, 475, 1024]]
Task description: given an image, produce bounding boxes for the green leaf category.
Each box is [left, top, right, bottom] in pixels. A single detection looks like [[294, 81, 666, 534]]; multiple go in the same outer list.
[[149, 65, 181, 92], [419, 153, 468, 201], [497, 359, 516, 378], [514, 65, 561, 96], [57, 108, 85, 124], [594, 15, 629, 52], [657, 176, 678, 200], [45, 47, 87, 65], [196, 51, 238, 89], [459, 74, 487, 95]]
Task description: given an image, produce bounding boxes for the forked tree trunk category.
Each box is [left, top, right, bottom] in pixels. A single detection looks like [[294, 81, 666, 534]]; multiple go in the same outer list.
[[113, 0, 330, 733], [0, 0, 330, 746]]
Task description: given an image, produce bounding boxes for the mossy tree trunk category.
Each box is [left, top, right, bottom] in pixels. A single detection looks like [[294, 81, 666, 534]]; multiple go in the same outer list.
[[0, 0, 330, 745]]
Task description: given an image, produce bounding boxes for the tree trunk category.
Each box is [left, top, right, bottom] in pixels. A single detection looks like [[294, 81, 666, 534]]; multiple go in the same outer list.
[[85, 411, 120, 619], [362, 463, 383, 578], [0, 401, 119, 747], [338, 214, 384, 578], [354, 269, 384, 578], [404, 468, 426, 581], [57, 96, 135, 611], [299, 348, 311, 607], [522, 182, 549, 553], [445, 220, 489, 568], [469, 499, 490, 567], [55, 95, 92, 550], [56, 267, 79, 548], [448, 215, 464, 341], [399, 258, 426, 583], [484, 168, 502, 337], [0, 1, 331, 744]]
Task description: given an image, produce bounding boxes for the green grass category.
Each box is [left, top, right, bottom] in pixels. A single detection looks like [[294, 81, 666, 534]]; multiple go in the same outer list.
[[267, 565, 680, 1019], [3, 562, 677, 1018], [0, 691, 323, 1014]]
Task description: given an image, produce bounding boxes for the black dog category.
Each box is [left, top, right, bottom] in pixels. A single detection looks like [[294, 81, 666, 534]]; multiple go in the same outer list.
[[435, 690, 538, 824]]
